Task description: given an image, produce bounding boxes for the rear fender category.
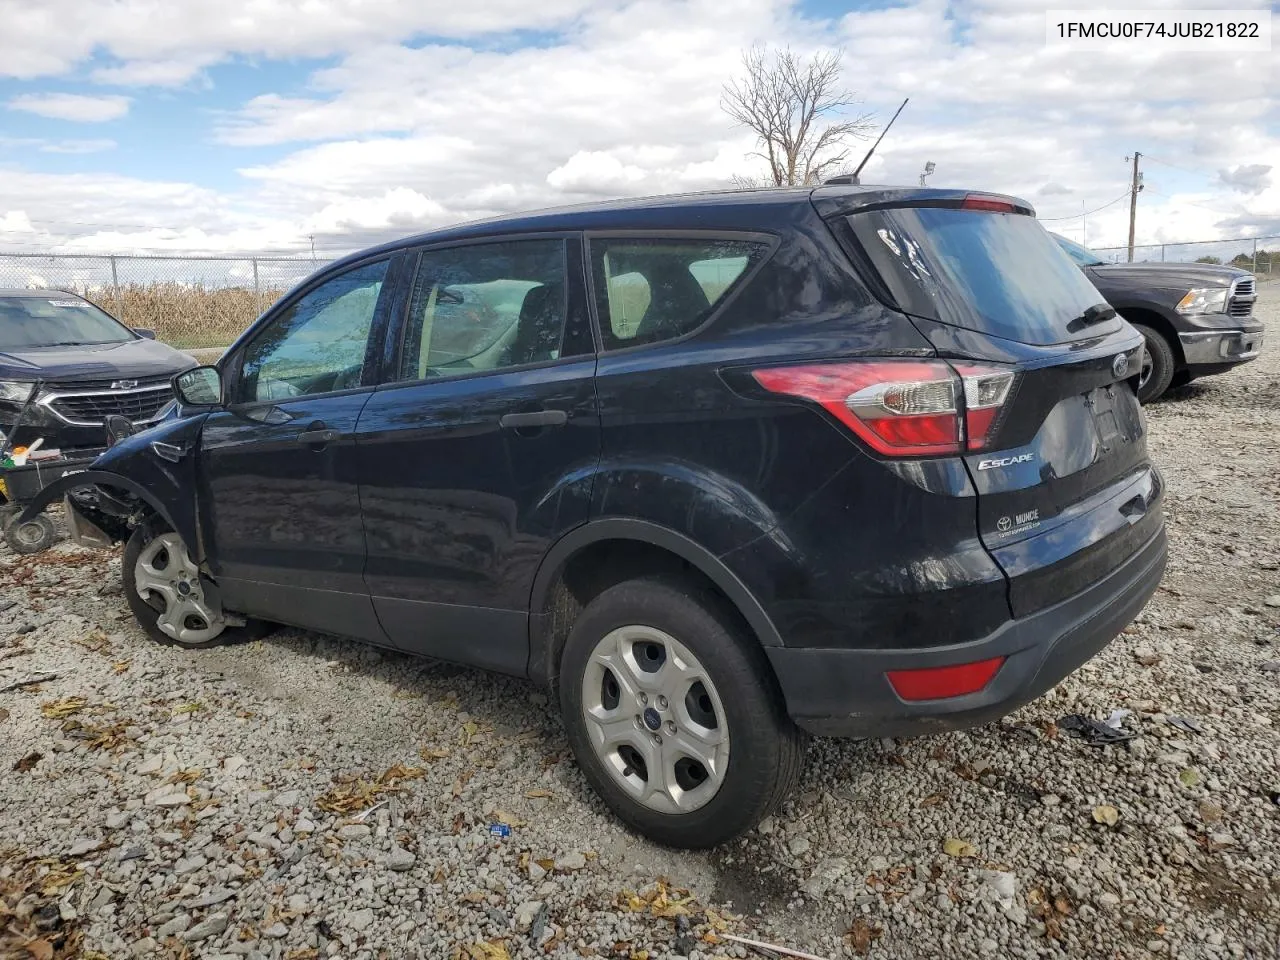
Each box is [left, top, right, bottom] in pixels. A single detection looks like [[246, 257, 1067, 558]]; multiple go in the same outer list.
[[18, 415, 209, 559]]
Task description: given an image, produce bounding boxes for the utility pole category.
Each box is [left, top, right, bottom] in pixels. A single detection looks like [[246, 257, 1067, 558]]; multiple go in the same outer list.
[[1126, 151, 1142, 263]]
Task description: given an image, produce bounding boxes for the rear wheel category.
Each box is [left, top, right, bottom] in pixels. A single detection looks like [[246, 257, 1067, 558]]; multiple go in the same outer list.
[[123, 525, 265, 648], [1134, 323, 1176, 403], [560, 577, 806, 848]]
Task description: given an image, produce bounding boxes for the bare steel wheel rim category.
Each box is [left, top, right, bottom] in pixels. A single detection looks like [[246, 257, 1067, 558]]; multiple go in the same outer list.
[[13, 521, 48, 547], [134, 532, 226, 645], [581, 624, 730, 813]]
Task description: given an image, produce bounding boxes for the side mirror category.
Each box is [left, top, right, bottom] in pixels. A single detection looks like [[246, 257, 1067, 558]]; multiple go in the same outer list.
[[133, 327, 157, 340], [174, 366, 223, 407]]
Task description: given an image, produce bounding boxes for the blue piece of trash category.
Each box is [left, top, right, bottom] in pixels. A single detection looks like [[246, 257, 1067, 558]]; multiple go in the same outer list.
[[488, 823, 511, 838]]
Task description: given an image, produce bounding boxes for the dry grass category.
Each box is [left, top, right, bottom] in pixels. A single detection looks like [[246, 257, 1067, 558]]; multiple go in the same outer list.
[[84, 283, 286, 350]]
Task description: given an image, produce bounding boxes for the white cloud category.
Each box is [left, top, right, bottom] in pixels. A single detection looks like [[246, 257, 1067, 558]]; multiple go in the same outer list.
[[91, 58, 213, 88], [0, 210, 36, 234], [1218, 164, 1272, 195], [40, 139, 117, 154], [0, 0, 1276, 256], [7, 93, 130, 122], [547, 152, 647, 194], [0, 0, 610, 80]]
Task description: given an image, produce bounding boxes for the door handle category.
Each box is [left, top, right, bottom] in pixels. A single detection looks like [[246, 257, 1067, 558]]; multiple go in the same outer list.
[[499, 410, 568, 430], [296, 425, 339, 446]]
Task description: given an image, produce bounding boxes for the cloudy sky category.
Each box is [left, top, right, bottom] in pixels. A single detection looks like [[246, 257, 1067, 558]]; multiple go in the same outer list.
[[0, 0, 1276, 259]]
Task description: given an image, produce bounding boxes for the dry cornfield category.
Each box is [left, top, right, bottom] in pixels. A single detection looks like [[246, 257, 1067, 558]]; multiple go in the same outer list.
[[83, 283, 286, 349]]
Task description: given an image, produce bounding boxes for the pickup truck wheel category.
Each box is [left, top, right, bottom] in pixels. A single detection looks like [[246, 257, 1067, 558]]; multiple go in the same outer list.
[[123, 525, 265, 648], [560, 577, 806, 848], [1134, 324, 1175, 403]]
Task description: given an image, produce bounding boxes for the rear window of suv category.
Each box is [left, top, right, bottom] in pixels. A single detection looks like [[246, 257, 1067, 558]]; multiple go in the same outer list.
[[845, 207, 1116, 345], [590, 238, 768, 350]]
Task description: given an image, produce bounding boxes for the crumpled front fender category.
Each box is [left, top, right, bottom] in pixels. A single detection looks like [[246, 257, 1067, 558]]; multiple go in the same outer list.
[[18, 414, 208, 559]]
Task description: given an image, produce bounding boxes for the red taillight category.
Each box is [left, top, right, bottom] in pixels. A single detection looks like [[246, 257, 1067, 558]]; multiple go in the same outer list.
[[752, 360, 1015, 457], [886, 657, 1005, 701], [961, 194, 1017, 213], [954, 363, 1016, 451]]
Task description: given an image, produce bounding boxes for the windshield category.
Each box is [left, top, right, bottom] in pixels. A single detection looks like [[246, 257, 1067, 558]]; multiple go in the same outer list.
[[847, 207, 1115, 346], [1052, 233, 1105, 267], [0, 295, 134, 349]]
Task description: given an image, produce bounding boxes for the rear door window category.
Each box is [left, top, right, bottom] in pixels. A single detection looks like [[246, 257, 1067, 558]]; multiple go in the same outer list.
[[590, 238, 768, 350], [846, 207, 1115, 345], [399, 239, 568, 381]]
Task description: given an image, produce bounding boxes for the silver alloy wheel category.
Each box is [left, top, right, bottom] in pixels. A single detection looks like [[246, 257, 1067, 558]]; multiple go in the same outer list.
[[581, 624, 730, 813], [133, 532, 226, 645]]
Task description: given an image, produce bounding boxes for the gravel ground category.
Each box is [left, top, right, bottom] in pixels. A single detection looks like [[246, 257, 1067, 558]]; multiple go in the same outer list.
[[2, 285, 1278, 960]]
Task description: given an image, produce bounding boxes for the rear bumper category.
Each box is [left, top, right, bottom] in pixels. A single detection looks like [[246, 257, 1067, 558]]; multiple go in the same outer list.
[[1179, 324, 1263, 368], [767, 525, 1167, 737]]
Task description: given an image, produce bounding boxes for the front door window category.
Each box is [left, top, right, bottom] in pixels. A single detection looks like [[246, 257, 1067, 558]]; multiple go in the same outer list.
[[238, 259, 389, 402]]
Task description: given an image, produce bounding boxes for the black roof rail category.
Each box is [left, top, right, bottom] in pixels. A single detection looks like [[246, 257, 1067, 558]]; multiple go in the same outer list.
[[823, 174, 860, 186]]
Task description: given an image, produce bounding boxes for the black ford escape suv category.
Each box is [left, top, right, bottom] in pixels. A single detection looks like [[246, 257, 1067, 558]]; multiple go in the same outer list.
[[24, 185, 1166, 848]]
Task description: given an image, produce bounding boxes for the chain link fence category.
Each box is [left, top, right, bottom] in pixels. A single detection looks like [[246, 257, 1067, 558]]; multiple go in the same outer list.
[[1091, 235, 1279, 275], [2, 234, 1277, 350], [0, 253, 327, 349]]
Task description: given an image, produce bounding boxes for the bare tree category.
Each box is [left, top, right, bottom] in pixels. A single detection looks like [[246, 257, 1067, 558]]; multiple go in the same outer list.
[[722, 45, 875, 187]]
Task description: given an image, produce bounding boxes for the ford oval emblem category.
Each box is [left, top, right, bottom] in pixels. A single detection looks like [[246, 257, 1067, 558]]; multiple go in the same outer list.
[[1111, 353, 1129, 379]]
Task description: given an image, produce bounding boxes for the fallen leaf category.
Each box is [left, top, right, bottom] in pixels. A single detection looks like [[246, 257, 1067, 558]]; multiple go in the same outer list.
[[1198, 801, 1224, 823], [1134, 653, 1162, 666], [111, 660, 131, 674], [494, 810, 524, 827], [535, 858, 554, 872], [0, 706, 9, 721], [25, 939, 54, 960], [460, 720, 479, 745], [461, 890, 487, 903], [943, 837, 976, 857], [74, 628, 113, 653], [843, 917, 882, 955], [1179, 767, 1201, 788], [40, 696, 88, 719], [919, 793, 945, 808], [1092, 804, 1119, 826], [173, 701, 203, 714], [13, 750, 42, 772], [419, 746, 450, 761], [525, 788, 552, 799]]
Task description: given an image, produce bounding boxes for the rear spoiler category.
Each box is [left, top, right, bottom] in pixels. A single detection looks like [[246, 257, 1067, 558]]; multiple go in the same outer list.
[[810, 187, 1036, 220]]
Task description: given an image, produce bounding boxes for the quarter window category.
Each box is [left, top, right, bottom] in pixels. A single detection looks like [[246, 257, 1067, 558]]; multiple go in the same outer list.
[[238, 259, 389, 402], [591, 238, 767, 350], [399, 239, 568, 381]]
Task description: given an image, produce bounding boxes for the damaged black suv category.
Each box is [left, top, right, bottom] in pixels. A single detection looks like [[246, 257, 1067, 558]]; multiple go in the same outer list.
[[24, 185, 1166, 847]]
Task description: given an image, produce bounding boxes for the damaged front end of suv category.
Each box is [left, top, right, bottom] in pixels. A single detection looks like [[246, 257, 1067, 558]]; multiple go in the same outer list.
[[19, 408, 208, 557]]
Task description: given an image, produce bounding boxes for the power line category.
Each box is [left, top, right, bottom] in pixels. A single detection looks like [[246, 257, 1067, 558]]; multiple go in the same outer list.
[[1038, 189, 1132, 222], [1143, 153, 1216, 180], [1140, 184, 1239, 214]]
